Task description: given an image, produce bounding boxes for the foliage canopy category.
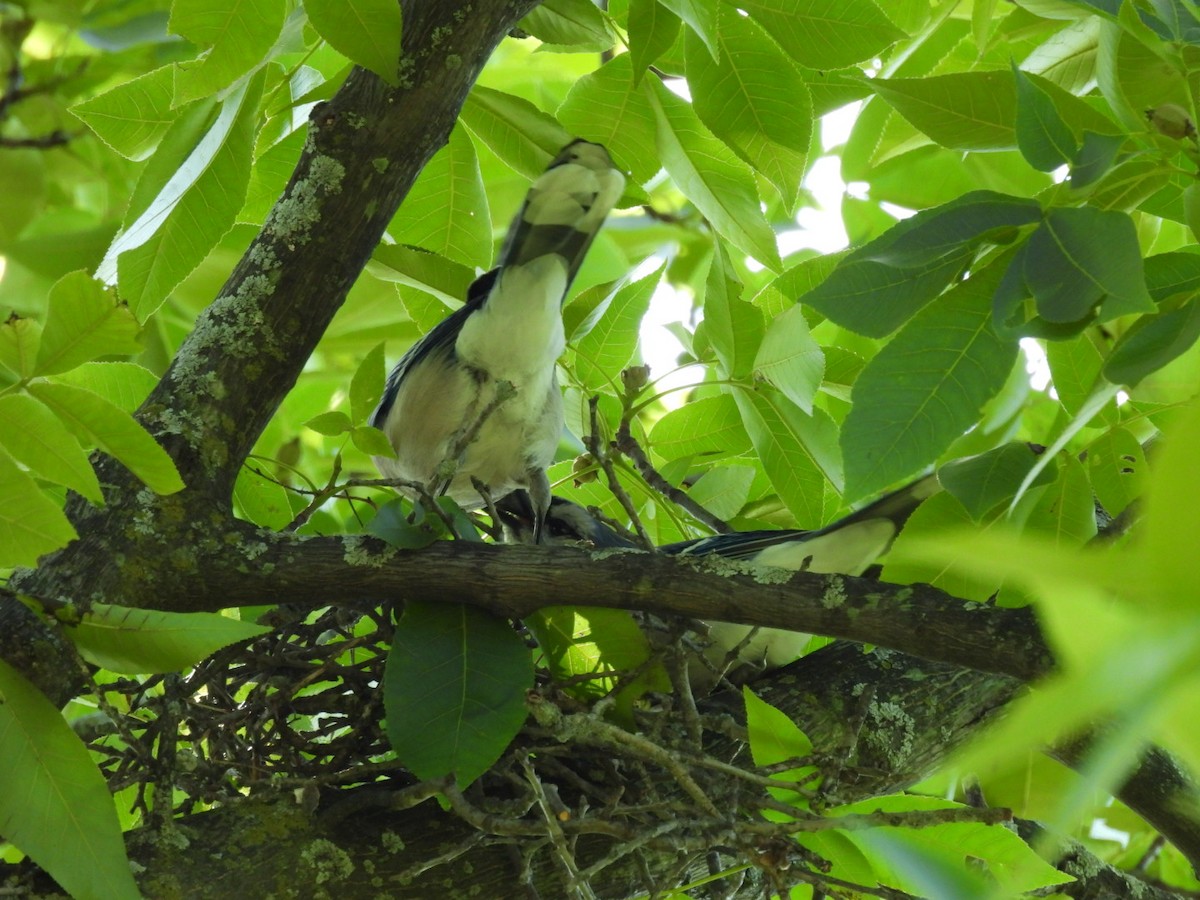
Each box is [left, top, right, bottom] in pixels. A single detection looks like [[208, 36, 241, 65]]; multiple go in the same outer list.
[[3, 0, 1200, 896]]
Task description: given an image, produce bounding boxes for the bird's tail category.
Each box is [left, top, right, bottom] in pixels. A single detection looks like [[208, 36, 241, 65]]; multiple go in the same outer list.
[[493, 140, 626, 296]]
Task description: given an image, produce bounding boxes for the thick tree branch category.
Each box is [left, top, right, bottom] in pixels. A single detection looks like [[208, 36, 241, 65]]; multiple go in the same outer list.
[[2, 0, 537, 694]]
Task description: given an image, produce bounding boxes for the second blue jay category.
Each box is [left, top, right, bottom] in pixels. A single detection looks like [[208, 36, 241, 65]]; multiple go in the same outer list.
[[370, 141, 625, 540], [495, 474, 939, 677]]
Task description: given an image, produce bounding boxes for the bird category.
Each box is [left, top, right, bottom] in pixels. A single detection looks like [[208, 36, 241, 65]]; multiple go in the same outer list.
[[370, 140, 625, 541], [494, 473, 940, 680]]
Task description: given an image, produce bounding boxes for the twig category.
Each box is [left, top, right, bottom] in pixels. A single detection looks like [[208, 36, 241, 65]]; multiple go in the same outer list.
[[585, 396, 654, 546], [0, 130, 75, 148], [614, 416, 731, 534], [520, 755, 597, 900], [527, 694, 722, 818]]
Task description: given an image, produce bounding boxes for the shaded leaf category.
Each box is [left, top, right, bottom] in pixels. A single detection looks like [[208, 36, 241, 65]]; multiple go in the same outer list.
[[350, 342, 387, 424], [800, 192, 1039, 337], [734, 388, 839, 526], [1013, 62, 1077, 171], [842, 264, 1019, 499], [938, 443, 1051, 520], [384, 602, 532, 786]]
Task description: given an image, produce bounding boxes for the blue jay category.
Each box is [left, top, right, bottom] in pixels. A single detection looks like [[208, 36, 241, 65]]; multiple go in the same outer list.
[[370, 141, 625, 540], [495, 474, 939, 677]]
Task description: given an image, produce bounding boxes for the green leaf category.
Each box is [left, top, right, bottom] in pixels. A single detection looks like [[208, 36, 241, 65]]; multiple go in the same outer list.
[[1105, 298, 1200, 386], [558, 54, 660, 184], [0, 447, 78, 567], [938, 443, 1050, 519], [1145, 250, 1200, 301], [646, 77, 782, 271], [51, 361, 160, 413], [628, 0, 680, 81], [69, 63, 177, 161], [1086, 427, 1144, 517], [1070, 131, 1124, 189], [1046, 332, 1105, 415], [687, 464, 755, 519], [350, 342, 387, 424], [743, 686, 817, 805], [366, 499, 439, 549], [526, 606, 656, 702], [27, 381, 185, 495], [34, 271, 141, 377], [1012, 62, 1077, 171], [367, 245, 476, 306], [1139, 396, 1200, 611], [852, 804, 1072, 895], [0, 315, 43, 379], [660, 0, 720, 60], [389, 124, 491, 268], [686, 8, 811, 212], [106, 70, 265, 319], [384, 602, 532, 786], [460, 86, 573, 181], [305, 0, 402, 84], [0, 658, 141, 900], [744, 685, 812, 762], [995, 208, 1154, 334], [733, 0, 905, 70], [734, 388, 840, 526], [0, 393, 102, 502], [842, 264, 1019, 500], [753, 304, 823, 414], [350, 424, 396, 457], [650, 394, 753, 461], [520, 0, 615, 52], [232, 464, 293, 529], [800, 192, 1039, 337], [870, 70, 1017, 151], [572, 268, 659, 390], [0, 148, 46, 245], [170, 0, 288, 101], [305, 410, 353, 436], [702, 245, 762, 379], [1024, 455, 1097, 546], [66, 604, 269, 673]]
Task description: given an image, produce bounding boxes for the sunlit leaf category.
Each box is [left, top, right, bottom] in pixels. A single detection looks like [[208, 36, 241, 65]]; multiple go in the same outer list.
[[67, 604, 269, 673], [306, 0, 402, 84], [0, 659, 141, 900]]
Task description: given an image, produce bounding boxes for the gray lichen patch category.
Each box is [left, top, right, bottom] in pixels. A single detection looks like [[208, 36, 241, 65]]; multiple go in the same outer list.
[[301, 838, 355, 884]]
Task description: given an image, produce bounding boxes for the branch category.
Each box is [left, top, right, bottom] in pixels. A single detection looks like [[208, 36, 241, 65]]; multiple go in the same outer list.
[[84, 0, 540, 506]]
